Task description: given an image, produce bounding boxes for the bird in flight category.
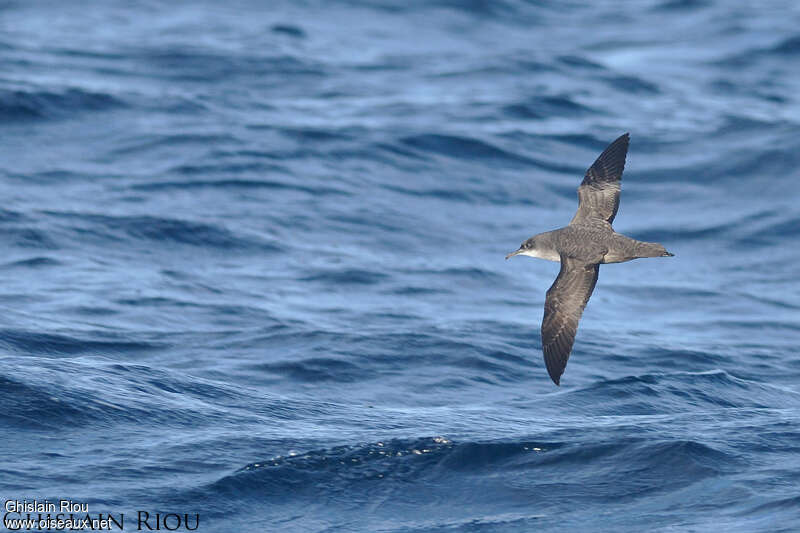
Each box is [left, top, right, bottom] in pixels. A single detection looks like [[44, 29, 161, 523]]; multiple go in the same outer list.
[[506, 133, 673, 385]]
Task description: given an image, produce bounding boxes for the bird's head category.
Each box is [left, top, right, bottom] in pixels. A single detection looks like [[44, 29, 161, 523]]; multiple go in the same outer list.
[[505, 237, 537, 260]]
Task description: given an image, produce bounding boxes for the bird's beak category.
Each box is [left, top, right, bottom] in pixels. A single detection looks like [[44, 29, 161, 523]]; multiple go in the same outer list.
[[505, 249, 522, 260]]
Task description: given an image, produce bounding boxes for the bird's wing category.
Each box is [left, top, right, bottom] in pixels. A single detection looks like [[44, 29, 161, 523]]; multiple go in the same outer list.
[[541, 256, 600, 385], [570, 133, 629, 226]]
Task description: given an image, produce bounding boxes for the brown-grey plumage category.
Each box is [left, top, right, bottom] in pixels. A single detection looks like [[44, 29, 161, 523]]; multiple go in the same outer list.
[[542, 257, 599, 385], [571, 132, 627, 225], [506, 133, 673, 385]]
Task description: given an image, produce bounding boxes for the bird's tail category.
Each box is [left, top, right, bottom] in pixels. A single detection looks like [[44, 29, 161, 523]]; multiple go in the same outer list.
[[634, 241, 674, 258]]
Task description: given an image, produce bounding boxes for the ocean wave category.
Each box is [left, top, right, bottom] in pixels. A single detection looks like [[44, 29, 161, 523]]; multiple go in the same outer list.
[[270, 24, 307, 39], [276, 126, 358, 143], [0, 374, 95, 430], [133, 48, 326, 82], [208, 433, 737, 510], [132, 177, 345, 197], [653, 0, 710, 11], [43, 212, 282, 252], [632, 207, 791, 245], [0, 226, 58, 249], [0, 329, 163, 357], [502, 95, 596, 120], [563, 370, 800, 413], [713, 33, 800, 66], [0, 357, 255, 430], [107, 133, 242, 157], [244, 327, 531, 388], [217, 437, 459, 495], [767, 34, 800, 55], [400, 134, 535, 165], [0, 87, 124, 121], [600, 74, 661, 94], [1, 256, 61, 269], [256, 357, 364, 383], [300, 267, 390, 285]]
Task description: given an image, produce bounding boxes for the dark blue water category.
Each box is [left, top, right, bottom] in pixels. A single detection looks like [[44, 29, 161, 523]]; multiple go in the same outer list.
[[2, 1, 800, 531]]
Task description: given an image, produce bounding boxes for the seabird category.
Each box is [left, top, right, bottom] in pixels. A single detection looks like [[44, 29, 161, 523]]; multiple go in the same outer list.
[[506, 133, 673, 385]]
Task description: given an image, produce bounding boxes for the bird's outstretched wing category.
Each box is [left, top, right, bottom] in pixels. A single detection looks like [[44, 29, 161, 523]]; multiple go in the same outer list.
[[570, 133, 629, 226], [541, 256, 600, 385]]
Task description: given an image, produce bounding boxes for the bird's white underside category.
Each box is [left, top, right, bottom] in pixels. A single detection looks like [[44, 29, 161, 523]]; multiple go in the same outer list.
[[518, 249, 561, 262]]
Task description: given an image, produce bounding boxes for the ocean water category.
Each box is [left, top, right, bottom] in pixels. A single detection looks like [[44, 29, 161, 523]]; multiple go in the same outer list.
[[1, 0, 799, 531]]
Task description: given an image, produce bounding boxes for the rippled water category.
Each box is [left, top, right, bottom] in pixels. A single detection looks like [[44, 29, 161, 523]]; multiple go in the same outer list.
[[2, 1, 799, 531]]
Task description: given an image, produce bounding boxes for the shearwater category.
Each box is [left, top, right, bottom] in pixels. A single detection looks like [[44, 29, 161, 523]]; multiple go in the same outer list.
[[506, 133, 673, 385]]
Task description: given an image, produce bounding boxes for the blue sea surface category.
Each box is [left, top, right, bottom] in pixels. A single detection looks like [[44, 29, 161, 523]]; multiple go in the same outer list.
[[2, 1, 800, 531]]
